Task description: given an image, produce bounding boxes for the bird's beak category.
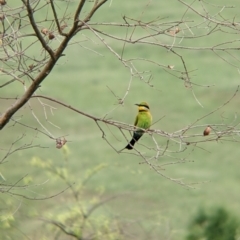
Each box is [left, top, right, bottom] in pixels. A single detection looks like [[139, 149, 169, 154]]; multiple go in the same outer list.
[[135, 104, 139, 106]]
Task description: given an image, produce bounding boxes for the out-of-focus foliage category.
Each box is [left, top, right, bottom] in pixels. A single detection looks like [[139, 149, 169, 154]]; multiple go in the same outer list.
[[30, 146, 123, 240], [186, 207, 240, 240]]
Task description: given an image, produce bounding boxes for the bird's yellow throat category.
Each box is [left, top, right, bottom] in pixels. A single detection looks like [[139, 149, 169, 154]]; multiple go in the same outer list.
[[138, 105, 149, 112]]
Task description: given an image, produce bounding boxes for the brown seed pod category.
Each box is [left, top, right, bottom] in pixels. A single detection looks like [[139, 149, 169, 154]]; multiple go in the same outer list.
[[41, 28, 49, 35], [28, 64, 34, 70], [55, 137, 67, 149], [48, 32, 55, 40], [0, 0, 6, 6], [61, 137, 67, 146], [203, 126, 211, 136], [167, 27, 180, 36], [175, 27, 180, 34], [167, 65, 174, 69], [56, 138, 62, 149], [56, 143, 62, 149], [0, 14, 5, 21]]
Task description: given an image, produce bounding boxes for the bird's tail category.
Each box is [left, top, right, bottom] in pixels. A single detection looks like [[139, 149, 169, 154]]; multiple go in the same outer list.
[[125, 131, 143, 150]]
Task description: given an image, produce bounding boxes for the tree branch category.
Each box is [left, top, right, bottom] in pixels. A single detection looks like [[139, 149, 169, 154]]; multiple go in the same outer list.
[[22, 0, 55, 60]]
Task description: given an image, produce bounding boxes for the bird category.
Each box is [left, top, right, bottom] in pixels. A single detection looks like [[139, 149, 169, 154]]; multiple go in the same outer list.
[[125, 102, 152, 150]]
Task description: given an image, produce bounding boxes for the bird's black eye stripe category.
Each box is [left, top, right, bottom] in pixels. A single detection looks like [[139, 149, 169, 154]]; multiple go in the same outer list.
[[139, 104, 149, 109]]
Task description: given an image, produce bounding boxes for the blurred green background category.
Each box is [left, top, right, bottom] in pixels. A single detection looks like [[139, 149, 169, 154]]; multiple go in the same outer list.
[[1, 0, 240, 239]]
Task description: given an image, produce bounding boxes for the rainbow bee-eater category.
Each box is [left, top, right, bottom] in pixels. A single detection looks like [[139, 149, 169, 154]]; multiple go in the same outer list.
[[125, 102, 152, 150]]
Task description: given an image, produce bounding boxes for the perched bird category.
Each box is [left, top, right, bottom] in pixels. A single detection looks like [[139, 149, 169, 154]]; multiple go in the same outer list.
[[125, 102, 152, 150]]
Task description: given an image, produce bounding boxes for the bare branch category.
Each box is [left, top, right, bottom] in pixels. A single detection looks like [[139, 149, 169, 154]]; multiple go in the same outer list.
[[21, 0, 55, 60]]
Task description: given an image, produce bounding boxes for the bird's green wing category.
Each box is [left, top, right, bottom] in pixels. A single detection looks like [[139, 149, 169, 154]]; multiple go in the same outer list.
[[134, 114, 139, 126]]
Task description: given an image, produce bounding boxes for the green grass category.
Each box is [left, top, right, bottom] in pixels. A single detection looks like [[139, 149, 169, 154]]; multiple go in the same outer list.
[[1, 0, 240, 239]]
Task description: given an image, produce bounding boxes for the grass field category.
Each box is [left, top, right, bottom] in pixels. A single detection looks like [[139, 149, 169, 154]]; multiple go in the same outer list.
[[1, 0, 240, 239]]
